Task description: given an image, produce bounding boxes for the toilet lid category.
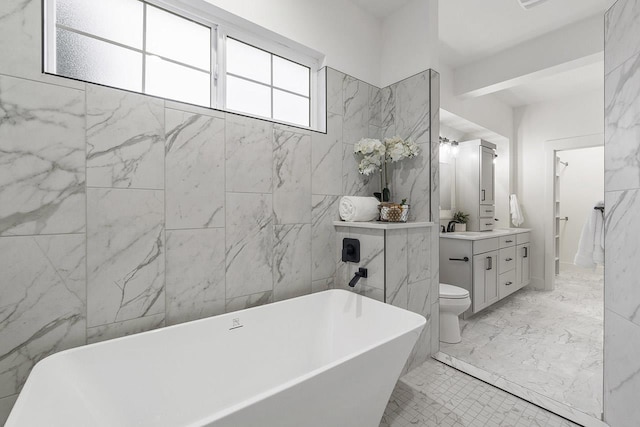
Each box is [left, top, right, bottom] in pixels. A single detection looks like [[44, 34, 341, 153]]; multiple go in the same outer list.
[[440, 283, 469, 299]]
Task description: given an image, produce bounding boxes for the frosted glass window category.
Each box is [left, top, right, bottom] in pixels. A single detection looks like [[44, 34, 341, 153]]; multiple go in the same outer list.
[[226, 75, 271, 118], [226, 38, 271, 84], [146, 5, 211, 71], [273, 56, 309, 96], [146, 56, 210, 107], [56, 28, 142, 92], [273, 90, 310, 127], [56, 0, 143, 49]]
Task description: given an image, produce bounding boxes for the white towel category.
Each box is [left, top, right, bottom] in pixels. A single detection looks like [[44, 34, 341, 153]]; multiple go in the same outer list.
[[339, 196, 380, 222], [510, 194, 525, 227], [574, 201, 605, 268]]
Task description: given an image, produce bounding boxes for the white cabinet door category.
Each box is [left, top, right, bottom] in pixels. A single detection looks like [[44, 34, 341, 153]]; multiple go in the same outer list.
[[472, 251, 498, 312], [480, 146, 495, 206], [516, 243, 531, 288]]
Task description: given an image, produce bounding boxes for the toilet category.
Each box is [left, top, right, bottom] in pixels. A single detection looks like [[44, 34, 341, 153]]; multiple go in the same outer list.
[[439, 283, 471, 344]]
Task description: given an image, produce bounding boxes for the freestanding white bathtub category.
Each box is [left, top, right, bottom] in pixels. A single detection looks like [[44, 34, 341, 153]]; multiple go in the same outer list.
[[6, 289, 425, 427]]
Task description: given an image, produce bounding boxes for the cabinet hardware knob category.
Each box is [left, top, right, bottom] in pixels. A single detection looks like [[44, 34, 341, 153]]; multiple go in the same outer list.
[[506, 257, 513, 261], [506, 240, 513, 243], [506, 281, 513, 286], [449, 257, 469, 262]]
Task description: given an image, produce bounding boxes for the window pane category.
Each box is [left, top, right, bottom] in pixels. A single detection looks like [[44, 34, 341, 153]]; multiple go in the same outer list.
[[273, 56, 309, 96], [145, 55, 210, 107], [226, 38, 271, 84], [273, 89, 309, 127], [56, 0, 143, 49], [146, 5, 211, 71], [226, 75, 271, 118], [56, 28, 142, 92]]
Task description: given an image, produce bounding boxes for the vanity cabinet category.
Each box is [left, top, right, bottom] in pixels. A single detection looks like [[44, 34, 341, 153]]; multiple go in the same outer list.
[[472, 251, 499, 312], [440, 230, 531, 318], [456, 139, 497, 231]]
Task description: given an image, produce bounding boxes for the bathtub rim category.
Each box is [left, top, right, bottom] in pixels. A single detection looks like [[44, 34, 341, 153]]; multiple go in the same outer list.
[[11, 289, 426, 427]]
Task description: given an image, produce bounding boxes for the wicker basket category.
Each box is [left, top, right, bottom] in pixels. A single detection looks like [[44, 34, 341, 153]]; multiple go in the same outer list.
[[379, 204, 410, 222]]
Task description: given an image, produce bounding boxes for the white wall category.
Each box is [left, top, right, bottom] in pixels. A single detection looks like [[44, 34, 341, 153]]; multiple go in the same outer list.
[[203, 0, 383, 85], [515, 89, 604, 288], [440, 63, 514, 141], [380, 0, 438, 87], [557, 146, 604, 264]]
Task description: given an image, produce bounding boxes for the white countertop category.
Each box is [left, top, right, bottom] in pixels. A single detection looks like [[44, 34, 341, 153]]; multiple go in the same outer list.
[[439, 228, 531, 241], [334, 221, 435, 230]]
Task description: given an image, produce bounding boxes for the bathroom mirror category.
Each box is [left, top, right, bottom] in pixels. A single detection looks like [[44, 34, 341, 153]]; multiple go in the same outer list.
[[439, 162, 455, 213]]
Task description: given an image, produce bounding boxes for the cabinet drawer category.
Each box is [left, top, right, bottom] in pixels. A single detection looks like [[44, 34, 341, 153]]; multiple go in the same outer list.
[[480, 206, 495, 218], [498, 246, 516, 274], [499, 235, 516, 248], [516, 232, 530, 244], [479, 219, 495, 231], [473, 238, 498, 254], [498, 270, 517, 299]]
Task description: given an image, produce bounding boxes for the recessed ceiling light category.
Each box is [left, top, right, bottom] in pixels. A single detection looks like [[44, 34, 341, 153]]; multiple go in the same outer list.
[[518, 0, 550, 10]]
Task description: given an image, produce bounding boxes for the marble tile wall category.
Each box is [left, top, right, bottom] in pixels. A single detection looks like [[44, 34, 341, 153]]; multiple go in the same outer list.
[[604, 1, 640, 426], [0, 0, 440, 421]]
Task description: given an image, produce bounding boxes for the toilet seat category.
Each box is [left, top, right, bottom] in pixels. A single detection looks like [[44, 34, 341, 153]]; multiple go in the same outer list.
[[440, 283, 469, 299]]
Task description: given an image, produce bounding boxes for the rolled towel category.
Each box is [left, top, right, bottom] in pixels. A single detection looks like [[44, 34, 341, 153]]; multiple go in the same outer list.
[[339, 196, 380, 222]]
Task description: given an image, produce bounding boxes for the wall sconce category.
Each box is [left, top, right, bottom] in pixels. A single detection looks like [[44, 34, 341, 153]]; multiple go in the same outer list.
[[439, 136, 459, 157]]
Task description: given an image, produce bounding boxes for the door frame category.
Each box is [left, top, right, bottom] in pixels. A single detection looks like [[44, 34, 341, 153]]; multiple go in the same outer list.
[[543, 133, 603, 290]]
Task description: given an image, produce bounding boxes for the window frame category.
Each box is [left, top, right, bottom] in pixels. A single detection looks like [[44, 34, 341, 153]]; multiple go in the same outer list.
[[43, 0, 324, 131]]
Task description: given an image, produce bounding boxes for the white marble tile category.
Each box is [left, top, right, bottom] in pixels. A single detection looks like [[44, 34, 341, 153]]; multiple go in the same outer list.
[[334, 226, 351, 289], [311, 195, 340, 281], [225, 115, 273, 193], [395, 71, 431, 144], [166, 228, 226, 325], [343, 144, 373, 197], [605, 0, 640, 75], [225, 193, 273, 299], [312, 278, 334, 293], [87, 188, 165, 327], [386, 229, 408, 309], [273, 129, 311, 224], [369, 85, 382, 127], [408, 228, 431, 284], [0, 75, 85, 236], [326, 68, 345, 117], [225, 291, 273, 313], [348, 228, 385, 290], [0, 394, 18, 426], [605, 190, 640, 327], [273, 224, 312, 301], [441, 268, 604, 420], [311, 113, 343, 196], [380, 85, 396, 139], [430, 301, 440, 355], [86, 86, 164, 189], [391, 144, 431, 220], [604, 309, 640, 427], [86, 313, 165, 344], [0, 234, 85, 398], [429, 70, 441, 223], [165, 110, 225, 229], [604, 52, 640, 192], [342, 76, 370, 145]]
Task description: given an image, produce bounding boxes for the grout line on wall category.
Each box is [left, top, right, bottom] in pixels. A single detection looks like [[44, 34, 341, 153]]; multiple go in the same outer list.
[[84, 82, 89, 345]]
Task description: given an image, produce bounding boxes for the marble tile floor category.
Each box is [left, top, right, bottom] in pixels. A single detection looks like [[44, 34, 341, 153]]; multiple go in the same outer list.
[[381, 358, 578, 427], [441, 265, 603, 419]]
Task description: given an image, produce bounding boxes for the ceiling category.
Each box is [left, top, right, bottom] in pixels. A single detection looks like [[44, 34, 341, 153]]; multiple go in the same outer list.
[[440, 0, 615, 68], [349, 0, 413, 19], [493, 60, 604, 107]]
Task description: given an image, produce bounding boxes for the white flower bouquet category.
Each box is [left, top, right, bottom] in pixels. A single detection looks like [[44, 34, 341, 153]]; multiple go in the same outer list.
[[354, 136, 420, 203]]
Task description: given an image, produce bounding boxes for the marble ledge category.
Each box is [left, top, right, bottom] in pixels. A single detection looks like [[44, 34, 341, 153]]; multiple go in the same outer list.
[[439, 227, 531, 241], [333, 221, 434, 230]]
